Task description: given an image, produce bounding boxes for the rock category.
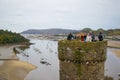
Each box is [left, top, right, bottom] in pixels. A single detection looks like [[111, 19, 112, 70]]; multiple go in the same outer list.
[[67, 60, 70, 63], [118, 73, 120, 76], [67, 47, 71, 51], [40, 60, 51, 66], [86, 61, 89, 65]]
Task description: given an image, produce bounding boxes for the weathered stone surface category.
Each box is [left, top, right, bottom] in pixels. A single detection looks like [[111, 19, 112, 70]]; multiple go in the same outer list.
[[60, 61, 105, 80], [58, 40, 107, 62], [58, 40, 107, 80]]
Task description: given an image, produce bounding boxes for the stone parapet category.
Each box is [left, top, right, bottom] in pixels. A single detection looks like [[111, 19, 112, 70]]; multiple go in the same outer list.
[[58, 40, 107, 62]]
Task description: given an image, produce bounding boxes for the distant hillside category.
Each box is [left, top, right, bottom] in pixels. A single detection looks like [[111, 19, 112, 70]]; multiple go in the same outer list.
[[21, 28, 79, 35], [80, 28, 120, 36], [21, 28, 120, 36]]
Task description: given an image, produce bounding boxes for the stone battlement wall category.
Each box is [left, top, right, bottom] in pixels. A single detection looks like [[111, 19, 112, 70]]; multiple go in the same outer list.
[[58, 40, 107, 80], [58, 40, 107, 62]]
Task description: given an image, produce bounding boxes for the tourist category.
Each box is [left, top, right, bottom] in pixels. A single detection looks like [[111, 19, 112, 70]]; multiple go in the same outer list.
[[91, 32, 95, 42], [81, 33, 84, 41], [98, 32, 103, 41], [84, 33, 87, 42], [67, 32, 74, 40], [86, 33, 92, 42]]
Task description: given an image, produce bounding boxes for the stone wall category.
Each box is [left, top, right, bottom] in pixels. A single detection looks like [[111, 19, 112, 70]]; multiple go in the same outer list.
[[58, 40, 107, 62], [60, 61, 105, 80], [58, 40, 107, 80]]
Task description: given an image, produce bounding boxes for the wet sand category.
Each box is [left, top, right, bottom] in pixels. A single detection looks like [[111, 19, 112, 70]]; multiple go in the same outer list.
[[0, 45, 37, 80], [111, 49, 120, 58], [0, 40, 59, 80], [107, 40, 120, 48], [107, 40, 120, 58], [0, 45, 19, 60], [0, 61, 37, 80]]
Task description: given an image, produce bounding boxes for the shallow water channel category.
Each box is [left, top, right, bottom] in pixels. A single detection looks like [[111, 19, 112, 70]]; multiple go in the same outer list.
[[0, 39, 120, 80], [16, 39, 59, 80]]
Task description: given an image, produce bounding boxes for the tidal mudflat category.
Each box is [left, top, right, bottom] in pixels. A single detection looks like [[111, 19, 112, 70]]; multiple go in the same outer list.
[[0, 36, 120, 80]]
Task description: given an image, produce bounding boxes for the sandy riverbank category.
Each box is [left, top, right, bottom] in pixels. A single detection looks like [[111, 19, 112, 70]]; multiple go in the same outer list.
[[0, 45, 37, 80], [111, 49, 120, 58], [0, 61, 37, 80], [0, 45, 19, 60], [107, 40, 120, 58], [107, 40, 120, 48]]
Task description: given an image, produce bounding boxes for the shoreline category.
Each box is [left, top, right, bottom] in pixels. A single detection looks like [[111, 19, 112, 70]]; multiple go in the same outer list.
[[107, 40, 120, 49], [0, 42, 33, 46], [0, 42, 31, 60]]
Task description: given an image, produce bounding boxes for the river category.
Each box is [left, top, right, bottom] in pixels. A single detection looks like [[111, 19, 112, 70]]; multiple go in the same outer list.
[[105, 48, 120, 80], [0, 37, 120, 80]]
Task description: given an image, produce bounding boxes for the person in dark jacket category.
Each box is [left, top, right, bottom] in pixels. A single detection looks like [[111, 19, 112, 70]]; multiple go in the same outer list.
[[98, 32, 103, 41], [67, 33, 74, 40], [84, 33, 87, 42], [91, 32, 95, 42]]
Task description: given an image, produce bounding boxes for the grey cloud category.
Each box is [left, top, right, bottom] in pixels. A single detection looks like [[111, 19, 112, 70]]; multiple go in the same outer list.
[[0, 0, 120, 32]]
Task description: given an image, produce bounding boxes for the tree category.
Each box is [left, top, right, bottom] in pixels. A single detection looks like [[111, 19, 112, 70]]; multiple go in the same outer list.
[[0, 30, 29, 44]]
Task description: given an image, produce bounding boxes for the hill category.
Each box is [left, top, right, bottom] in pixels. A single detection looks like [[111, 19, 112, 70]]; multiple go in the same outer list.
[[0, 30, 29, 44], [80, 28, 120, 36], [21, 28, 79, 35], [21, 28, 120, 36]]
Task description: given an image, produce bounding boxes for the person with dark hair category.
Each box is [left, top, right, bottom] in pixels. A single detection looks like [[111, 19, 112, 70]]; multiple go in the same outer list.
[[67, 32, 74, 40], [81, 33, 84, 41], [86, 33, 92, 42], [91, 32, 95, 42], [84, 33, 87, 42], [98, 32, 103, 41]]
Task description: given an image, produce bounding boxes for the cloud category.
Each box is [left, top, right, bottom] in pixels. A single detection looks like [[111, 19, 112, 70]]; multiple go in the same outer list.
[[0, 0, 120, 32]]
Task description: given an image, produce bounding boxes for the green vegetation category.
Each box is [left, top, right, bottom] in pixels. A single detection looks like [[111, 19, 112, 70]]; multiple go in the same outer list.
[[0, 30, 29, 44], [58, 40, 107, 62], [59, 40, 107, 80]]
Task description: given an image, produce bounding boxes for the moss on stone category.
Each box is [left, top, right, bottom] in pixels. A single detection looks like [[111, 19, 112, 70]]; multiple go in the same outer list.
[[58, 40, 107, 62], [59, 40, 107, 80]]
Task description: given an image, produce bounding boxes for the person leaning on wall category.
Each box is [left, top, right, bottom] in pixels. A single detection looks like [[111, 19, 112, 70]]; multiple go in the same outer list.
[[91, 32, 95, 42], [67, 32, 74, 40], [86, 33, 92, 42], [98, 32, 103, 41]]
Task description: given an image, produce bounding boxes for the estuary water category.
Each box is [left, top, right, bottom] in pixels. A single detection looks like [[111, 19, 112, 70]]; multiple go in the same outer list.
[[16, 39, 59, 80], [0, 37, 120, 80], [105, 48, 120, 80]]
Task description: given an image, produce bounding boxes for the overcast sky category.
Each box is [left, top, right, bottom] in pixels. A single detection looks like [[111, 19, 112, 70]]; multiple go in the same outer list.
[[0, 0, 120, 32]]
